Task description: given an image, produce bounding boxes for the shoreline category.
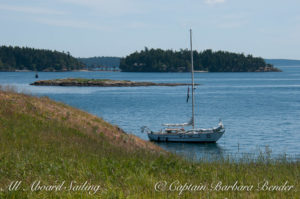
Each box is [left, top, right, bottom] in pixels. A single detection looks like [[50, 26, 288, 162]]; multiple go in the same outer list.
[[0, 68, 283, 73], [0, 87, 299, 198]]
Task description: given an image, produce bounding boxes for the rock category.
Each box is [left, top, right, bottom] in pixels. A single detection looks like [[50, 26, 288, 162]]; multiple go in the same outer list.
[[30, 78, 198, 87]]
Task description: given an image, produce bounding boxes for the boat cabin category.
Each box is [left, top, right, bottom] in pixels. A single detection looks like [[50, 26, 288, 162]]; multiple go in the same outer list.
[[165, 128, 184, 134]]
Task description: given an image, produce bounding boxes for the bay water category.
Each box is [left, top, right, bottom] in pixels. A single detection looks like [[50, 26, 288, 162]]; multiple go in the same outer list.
[[1, 66, 299, 160]]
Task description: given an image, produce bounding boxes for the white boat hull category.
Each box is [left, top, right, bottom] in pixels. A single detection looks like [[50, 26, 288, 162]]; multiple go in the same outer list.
[[148, 129, 225, 143], [142, 30, 226, 143]]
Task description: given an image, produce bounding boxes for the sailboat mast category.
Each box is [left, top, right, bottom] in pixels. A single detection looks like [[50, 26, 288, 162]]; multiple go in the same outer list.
[[190, 29, 195, 129]]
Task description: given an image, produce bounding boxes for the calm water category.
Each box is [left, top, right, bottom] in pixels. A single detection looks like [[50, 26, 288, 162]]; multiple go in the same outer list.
[[1, 66, 300, 160]]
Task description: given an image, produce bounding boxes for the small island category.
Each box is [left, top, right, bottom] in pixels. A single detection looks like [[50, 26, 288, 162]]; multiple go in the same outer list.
[[120, 48, 282, 72], [30, 78, 198, 87]]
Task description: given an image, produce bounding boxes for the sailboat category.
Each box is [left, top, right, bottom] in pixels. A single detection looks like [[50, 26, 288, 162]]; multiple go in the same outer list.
[[142, 29, 225, 143]]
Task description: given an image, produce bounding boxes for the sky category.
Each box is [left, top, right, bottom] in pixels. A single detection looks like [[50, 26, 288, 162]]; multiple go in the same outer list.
[[0, 0, 300, 59]]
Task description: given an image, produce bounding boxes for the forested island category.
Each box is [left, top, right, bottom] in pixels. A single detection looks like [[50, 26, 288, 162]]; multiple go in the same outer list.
[[120, 48, 281, 72], [0, 46, 84, 71]]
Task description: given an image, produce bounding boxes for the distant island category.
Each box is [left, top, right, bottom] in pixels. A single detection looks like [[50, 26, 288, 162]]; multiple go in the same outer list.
[[0, 46, 84, 71], [120, 48, 281, 72], [265, 59, 300, 66], [30, 78, 197, 87], [78, 56, 120, 70]]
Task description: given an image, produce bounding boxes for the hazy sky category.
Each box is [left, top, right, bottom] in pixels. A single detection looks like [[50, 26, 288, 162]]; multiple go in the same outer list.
[[0, 0, 299, 59]]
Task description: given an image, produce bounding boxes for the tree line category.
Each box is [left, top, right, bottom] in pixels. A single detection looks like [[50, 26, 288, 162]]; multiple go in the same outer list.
[[0, 46, 84, 71], [120, 48, 280, 72], [78, 56, 120, 69]]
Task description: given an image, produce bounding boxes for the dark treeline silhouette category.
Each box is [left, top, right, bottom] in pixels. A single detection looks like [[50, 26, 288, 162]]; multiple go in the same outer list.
[[120, 48, 281, 72], [0, 46, 84, 71], [78, 56, 120, 69]]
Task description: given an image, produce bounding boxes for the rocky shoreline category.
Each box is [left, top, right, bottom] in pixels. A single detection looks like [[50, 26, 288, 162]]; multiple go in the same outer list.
[[30, 78, 198, 87]]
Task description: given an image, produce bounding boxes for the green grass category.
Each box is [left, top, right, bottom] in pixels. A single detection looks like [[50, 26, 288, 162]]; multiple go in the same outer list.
[[62, 78, 112, 83], [0, 88, 299, 198], [49, 78, 126, 83]]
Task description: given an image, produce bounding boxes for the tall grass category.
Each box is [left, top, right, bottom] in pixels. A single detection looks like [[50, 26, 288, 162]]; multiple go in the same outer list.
[[0, 89, 299, 198]]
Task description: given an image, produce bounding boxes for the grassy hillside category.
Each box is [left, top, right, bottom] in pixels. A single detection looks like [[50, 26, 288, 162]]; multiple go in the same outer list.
[[0, 87, 299, 198]]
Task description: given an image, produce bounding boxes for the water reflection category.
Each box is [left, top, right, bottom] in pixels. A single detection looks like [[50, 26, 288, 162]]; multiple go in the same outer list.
[[157, 142, 224, 161]]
